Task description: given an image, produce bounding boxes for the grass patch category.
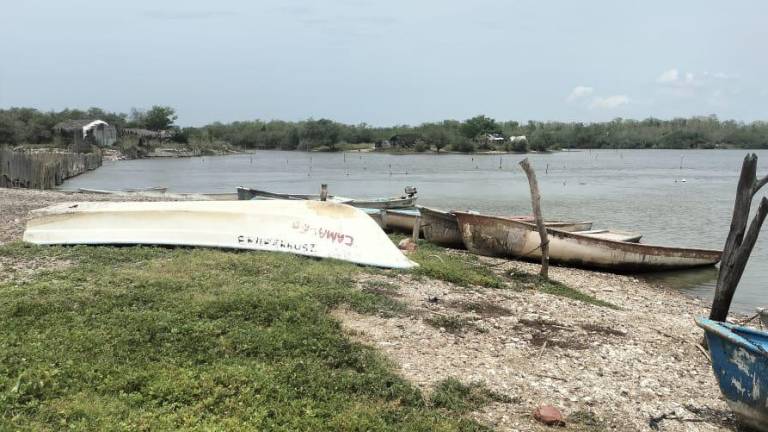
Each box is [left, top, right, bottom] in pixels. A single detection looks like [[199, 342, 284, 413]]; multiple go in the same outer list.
[[430, 378, 514, 414], [407, 241, 506, 289], [0, 243, 487, 430], [454, 301, 511, 318], [363, 280, 400, 293], [347, 289, 408, 317], [506, 270, 620, 310], [568, 410, 607, 431], [423, 315, 484, 335]]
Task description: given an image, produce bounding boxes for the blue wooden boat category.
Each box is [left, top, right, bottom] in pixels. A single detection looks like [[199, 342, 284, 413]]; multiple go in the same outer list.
[[696, 318, 768, 431]]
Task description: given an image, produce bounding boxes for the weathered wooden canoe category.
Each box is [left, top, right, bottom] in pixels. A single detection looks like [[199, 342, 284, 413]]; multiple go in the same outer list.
[[352, 196, 417, 210], [123, 186, 168, 193], [200, 192, 239, 201], [697, 318, 768, 431], [508, 217, 592, 232], [237, 187, 417, 209], [454, 212, 721, 272], [77, 187, 168, 195], [236, 187, 352, 203], [419, 207, 595, 250], [23, 200, 416, 269], [420, 207, 465, 249], [382, 209, 421, 234], [573, 229, 642, 243], [360, 208, 386, 229]]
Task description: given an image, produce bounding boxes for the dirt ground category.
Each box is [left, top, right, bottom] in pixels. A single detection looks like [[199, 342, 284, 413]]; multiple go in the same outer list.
[[0, 187, 747, 431]]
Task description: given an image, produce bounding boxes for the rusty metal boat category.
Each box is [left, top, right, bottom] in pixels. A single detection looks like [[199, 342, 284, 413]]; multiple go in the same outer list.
[[454, 212, 721, 272]]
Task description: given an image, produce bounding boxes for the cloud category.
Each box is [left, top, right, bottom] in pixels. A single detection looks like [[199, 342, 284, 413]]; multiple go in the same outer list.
[[567, 86, 629, 110], [566, 86, 594, 103], [141, 10, 235, 20], [656, 68, 709, 87], [704, 71, 738, 80], [657, 68, 679, 84], [655, 68, 741, 102], [589, 95, 630, 109]]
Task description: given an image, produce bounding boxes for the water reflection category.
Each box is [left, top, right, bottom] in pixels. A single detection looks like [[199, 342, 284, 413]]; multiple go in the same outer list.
[[641, 266, 719, 302]]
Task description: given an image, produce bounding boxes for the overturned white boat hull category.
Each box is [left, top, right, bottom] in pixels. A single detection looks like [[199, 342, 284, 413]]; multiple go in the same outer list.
[[23, 200, 417, 269]]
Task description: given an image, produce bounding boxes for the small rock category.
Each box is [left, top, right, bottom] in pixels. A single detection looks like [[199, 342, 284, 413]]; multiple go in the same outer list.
[[533, 404, 565, 426], [398, 238, 417, 251]]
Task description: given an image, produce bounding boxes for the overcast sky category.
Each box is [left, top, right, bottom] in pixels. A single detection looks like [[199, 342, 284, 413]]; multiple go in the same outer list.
[[1, 0, 766, 126]]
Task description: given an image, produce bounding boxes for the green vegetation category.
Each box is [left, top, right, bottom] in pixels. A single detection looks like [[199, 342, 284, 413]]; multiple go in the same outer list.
[[429, 379, 513, 414], [567, 410, 607, 431], [407, 241, 506, 289], [2, 107, 767, 154], [136, 106, 178, 131], [506, 270, 620, 310], [423, 315, 484, 335], [0, 243, 488, 431]]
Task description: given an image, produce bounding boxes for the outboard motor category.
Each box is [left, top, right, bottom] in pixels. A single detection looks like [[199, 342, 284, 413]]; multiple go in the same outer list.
[[404, 186, 417, 197]]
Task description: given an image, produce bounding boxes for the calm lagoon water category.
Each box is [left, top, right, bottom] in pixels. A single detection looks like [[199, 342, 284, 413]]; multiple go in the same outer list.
[[61, 149, 768, 313]]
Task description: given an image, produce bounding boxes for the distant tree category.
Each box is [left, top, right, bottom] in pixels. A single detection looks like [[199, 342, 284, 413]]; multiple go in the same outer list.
[[460, 115, 500, 139], [0, 115, 15, 144], [506, 137, 528, 153], [143, 106, 178, 131], [529, 129, 555, 152], [453, 138, 476, 153], [301, 119, 342, 151], [428, 129, 450, 153]]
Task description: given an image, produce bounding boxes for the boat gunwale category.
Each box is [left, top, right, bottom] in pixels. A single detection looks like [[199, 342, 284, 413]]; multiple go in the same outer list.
[[417, 206, 457, 223], [696, 317, 768, 358], [453, 211, 722, 260], [237, 187, 414, 208]]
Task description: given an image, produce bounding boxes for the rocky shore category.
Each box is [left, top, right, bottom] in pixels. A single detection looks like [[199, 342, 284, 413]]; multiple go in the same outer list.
[[0, 188, 742, 431], [338, 258, 738, 431]]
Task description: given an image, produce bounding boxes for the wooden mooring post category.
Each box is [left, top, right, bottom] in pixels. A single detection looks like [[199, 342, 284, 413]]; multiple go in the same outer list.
[[519, 158, 550, 279], [709, 153, 768, 321], [320, 184, 328, 202], [411, 215, 421, 242]]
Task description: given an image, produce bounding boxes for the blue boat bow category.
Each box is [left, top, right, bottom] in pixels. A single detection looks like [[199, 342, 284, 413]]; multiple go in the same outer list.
[[696, 317, 768, 431]]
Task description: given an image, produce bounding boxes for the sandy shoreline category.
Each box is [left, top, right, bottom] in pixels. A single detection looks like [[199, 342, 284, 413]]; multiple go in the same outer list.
[[0, 188, 741, 431]]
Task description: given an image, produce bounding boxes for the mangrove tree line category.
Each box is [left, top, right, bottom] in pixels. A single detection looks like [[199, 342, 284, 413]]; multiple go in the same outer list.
[[1, 107, 767, 152]]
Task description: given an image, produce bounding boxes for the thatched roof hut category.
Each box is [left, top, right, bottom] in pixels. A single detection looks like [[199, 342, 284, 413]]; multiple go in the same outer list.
[[53, 119, 117, 151]]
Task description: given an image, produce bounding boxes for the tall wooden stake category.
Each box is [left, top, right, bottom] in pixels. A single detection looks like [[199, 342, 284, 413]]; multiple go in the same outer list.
[[411, 215, 421, 242], [519, 158, 549, 279], [320, 184, 328, 202], [710, 153, 768, 321]]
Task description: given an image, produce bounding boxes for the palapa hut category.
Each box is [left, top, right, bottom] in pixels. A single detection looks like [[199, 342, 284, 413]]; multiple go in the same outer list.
[[53, 119, 117, 152]]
